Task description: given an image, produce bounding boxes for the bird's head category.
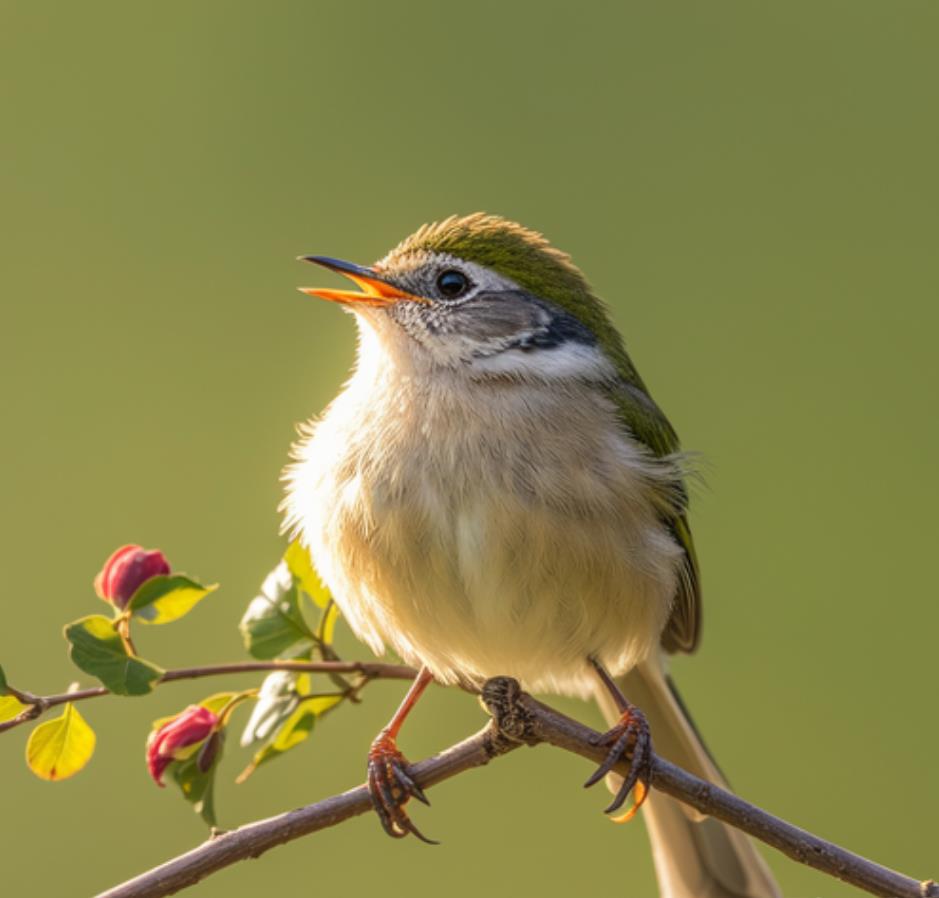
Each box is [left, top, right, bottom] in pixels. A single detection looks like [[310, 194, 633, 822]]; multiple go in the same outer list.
[[299, 213, 630, 382]]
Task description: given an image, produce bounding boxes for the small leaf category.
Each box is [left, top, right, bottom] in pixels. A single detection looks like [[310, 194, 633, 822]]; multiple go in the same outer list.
[[239, 671, 308, 748], [25, 703, 96, 781], [170, 732, 224, 827], [284, 540, 332, 608], [240, 562, 315, 659], [64, 615, 164, 695], [198, 692, 240, 715], [0, 694, 27, 723], [237, 693, 342, 783], [129, 574, 218, 625], [0, 664, 8, 693], [303, 694, 344, 716]]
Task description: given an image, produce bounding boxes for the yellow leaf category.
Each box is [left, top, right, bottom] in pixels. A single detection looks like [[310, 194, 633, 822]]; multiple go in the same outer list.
[[130, 575, 218, 625], [0, 694, 27, 723], [284, 540, 332, 608], [26, 703, 96, 782], [199, 692, 239, 715], [318, 601, 340, 645], [305, 694, 343, 717], [268, 694, 342, 752]]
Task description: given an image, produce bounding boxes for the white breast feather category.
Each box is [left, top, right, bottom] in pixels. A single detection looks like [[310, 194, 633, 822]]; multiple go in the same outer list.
[[283, 321, 683, 698]]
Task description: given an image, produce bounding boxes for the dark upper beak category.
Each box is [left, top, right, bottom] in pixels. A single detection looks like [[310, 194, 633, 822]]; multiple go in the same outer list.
[[297, 255, 424, 305]]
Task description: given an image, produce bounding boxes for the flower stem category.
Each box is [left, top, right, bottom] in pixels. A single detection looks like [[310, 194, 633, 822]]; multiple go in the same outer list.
[[116, 614, 138, 656]]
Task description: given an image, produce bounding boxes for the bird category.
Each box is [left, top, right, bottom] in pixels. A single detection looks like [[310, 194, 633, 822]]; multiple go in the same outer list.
[[284, 213, 780, 898]]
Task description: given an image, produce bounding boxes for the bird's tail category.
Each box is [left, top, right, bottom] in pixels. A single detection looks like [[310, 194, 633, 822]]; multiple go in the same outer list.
[[595, 656, 782, 898]]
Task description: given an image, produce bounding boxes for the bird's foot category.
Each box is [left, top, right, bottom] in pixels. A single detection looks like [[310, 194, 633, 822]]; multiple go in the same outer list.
[[366, 730, 437, 844], [583, 704, 652, 823]]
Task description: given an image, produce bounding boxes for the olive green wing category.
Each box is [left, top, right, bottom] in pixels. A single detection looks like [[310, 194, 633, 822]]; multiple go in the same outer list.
[[613, 379, 701, 655]]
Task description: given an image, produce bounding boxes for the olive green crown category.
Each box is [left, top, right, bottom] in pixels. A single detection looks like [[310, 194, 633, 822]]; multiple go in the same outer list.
[[383, 213, 634, 375]]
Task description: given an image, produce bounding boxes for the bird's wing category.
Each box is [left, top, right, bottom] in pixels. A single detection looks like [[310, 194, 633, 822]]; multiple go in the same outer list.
[[611, 378, 701, 654]]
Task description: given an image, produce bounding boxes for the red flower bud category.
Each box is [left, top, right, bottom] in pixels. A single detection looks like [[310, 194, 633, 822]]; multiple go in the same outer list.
[[94, 544, 170, 609], [146, 705, 219, 787]]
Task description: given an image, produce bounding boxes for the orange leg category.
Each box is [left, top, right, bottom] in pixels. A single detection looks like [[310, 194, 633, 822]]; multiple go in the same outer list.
[[584, 658, 652, 822], [367, 666, 437, 843]]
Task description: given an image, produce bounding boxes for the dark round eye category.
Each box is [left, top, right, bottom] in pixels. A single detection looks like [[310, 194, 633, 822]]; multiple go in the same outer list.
[[436, 269, 470, 299]]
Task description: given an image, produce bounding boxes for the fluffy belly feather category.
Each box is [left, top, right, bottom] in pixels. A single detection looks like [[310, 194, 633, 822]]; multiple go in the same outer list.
[[284, 370, 681, 698]]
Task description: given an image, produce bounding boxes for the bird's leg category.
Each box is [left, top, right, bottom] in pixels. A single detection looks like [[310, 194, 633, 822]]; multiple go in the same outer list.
[[583, 658, 652, 822], [366, 665, 437, 844]]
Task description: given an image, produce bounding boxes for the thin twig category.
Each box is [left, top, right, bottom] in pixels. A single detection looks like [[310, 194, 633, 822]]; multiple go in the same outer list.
[[507, 687, 938, 898], [96, 722, 519, 898], [0, 660, 417, 734], [95, 678, 937, 898]]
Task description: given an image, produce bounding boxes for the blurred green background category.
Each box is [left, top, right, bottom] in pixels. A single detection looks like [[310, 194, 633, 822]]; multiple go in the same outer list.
[[1, 2, 937, 895]]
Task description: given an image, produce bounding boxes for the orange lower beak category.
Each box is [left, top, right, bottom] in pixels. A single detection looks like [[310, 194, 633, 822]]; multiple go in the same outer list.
[[298, 256, 424, 306]]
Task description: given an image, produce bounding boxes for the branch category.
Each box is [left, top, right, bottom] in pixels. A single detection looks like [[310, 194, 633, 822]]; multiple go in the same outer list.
[[96, 678, 937, 898], [0, 660, 417, 734], [97, 722, 519, 898]]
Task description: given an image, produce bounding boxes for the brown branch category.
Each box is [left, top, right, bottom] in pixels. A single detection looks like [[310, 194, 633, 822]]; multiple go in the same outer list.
[[0, 660, 417, 734], [96, 722, 519, 898], [509, 687, 939, 898], [95, 678, 937, 898]]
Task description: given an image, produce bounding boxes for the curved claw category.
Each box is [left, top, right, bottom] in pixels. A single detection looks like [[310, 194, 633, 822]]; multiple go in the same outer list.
[[366, 733, 438, 844], [400, 816, 439, 845], [583, 705, 652, 820], [609, 780, 648, 824], [392, 763, 431, 806]]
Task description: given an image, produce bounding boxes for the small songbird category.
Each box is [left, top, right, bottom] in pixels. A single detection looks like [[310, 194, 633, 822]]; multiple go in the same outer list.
[[285, 214, 780, 898]]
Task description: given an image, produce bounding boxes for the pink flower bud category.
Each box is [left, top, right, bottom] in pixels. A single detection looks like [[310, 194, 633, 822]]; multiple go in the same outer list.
[[94, 544, 170, 609], [146, 705, 219, 787]]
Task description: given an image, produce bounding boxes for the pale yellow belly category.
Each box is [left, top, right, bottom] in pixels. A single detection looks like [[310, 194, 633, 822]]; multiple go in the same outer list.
[[285, 375, 682, 697]]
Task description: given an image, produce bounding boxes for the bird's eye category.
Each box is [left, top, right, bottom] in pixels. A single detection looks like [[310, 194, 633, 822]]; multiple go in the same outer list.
[[436, 269, 470, 299]]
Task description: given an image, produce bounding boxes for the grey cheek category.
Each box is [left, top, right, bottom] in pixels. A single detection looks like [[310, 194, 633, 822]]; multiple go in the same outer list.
[[449, 296, 546, 343], [387, 292, 554, 361]]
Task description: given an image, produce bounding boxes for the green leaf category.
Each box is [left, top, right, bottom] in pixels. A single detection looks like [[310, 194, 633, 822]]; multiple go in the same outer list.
[[129, 574, 218, 625], [239, 562, 315, 659], [284, 540, 332, 608], [64, 615, 164, 695], [237, 692, 342, 783], [169, 732, 225, 827], [25, 703, 96, 781], [0, 694, 26, 723], [0, 664, 8, 694]]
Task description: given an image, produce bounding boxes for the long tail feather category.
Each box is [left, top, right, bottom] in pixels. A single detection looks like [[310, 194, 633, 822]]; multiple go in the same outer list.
[[595, 657, 782, 898]]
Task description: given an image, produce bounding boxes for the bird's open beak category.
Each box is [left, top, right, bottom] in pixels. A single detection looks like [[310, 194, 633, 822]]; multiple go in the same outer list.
[[298, 256, 425, 306]]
